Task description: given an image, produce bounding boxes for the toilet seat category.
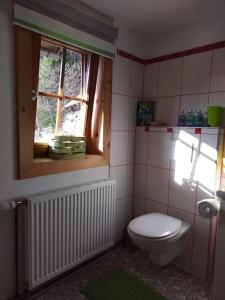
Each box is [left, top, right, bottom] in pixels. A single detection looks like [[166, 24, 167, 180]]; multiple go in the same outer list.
[[128, 213, 182, 239]]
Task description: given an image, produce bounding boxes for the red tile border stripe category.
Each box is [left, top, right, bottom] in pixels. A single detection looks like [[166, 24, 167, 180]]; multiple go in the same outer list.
[[117, 49, 145, 64], [117, 40, 225, 65]]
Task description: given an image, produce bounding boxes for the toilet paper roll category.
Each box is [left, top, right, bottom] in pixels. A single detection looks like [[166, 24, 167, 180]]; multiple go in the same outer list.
[[197, 198, 220, 219]]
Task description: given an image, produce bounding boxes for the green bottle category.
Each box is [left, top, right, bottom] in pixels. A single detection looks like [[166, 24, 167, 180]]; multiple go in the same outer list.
[[186, 110, 194, 127]]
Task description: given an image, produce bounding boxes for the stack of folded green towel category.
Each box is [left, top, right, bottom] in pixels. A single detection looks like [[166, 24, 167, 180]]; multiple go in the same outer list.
[[48, 135, 86, 160]]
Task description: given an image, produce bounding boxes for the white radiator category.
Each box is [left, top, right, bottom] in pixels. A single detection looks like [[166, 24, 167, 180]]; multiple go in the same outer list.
[[20, 180, 116, 290]]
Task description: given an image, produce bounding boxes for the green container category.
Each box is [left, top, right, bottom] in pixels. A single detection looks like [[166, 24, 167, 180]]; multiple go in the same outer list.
[[208, 106, 223, 127]]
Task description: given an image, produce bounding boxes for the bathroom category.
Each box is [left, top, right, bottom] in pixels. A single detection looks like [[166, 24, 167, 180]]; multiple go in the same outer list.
[[1, 0, 225, 299]]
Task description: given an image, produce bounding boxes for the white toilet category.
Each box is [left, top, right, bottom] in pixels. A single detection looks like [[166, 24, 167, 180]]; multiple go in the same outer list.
[[127, 213, 191, 266]]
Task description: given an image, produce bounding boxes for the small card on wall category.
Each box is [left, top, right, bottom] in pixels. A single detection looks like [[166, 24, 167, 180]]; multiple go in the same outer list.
[[136, 101, 154, 126]]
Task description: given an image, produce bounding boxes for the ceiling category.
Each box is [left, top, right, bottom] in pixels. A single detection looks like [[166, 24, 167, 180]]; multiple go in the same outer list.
[[79, 0, 225, 37]]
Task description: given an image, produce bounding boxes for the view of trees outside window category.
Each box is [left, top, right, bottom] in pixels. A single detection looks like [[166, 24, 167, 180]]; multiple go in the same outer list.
[[35, 40, 87, 143]]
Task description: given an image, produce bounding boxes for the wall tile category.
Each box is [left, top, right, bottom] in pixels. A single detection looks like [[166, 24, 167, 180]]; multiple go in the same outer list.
[[128, 132, 135, 164], [112, 56, 130, 95], [144, 63, 159, 98], [180, 94, 208, 114], [111, 94, 129, 130], [133, 195, 146, 217], [193, 216, 210, 258], [192, 255, 208, 280], [158, 58, 182, 97], [145, 199, 168, 214], [146, 166, 169, 204], [170, 130, 200, 175], [133, 164, 147, 198], [182, 52, 212, 94], [134, 127, 148, 164], [174, 250, 192, 272], [130, 62, 144, 97], [169, 170, 197, 213], [127, 164, 134, 196], [129, 98, 138, 131], [110, 131, 128, 166], [148, 131, 171, 169], [211, 48, 225, 92], [156, 96, 180, 126], [110, 165, 128, 199], [194, 133, 218, 194], [209, 92, 225, 126], [168, 207, 194, 252], [115, 197, 132, 235]]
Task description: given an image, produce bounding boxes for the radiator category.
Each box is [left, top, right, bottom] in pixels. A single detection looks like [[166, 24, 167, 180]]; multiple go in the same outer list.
[[16, 180, 116, 291]]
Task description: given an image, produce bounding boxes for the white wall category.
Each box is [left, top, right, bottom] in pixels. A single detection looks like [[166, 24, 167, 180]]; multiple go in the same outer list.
[[0, 1, 145, 299], [144, 15, 225, 59]]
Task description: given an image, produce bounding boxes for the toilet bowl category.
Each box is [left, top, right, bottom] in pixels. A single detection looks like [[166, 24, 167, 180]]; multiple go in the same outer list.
[[127, 213, 191, 266]]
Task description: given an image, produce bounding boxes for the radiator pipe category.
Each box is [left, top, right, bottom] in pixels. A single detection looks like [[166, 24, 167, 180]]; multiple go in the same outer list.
[[9, 199, 27, 209]]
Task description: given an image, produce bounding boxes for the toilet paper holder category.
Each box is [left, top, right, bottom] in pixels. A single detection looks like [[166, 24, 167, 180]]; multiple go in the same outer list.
[[197, 198, 220, 219]]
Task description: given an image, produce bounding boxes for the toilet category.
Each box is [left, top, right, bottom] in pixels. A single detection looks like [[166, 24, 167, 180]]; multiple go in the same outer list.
[[127, 213, 191, 266]]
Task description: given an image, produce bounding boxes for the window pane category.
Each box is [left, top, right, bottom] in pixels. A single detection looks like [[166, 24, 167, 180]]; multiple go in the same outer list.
[[59, 100, 87, 136], [35, 96, 57, 143], [63, 49, 82, 97], [38, 40, 62, 94]]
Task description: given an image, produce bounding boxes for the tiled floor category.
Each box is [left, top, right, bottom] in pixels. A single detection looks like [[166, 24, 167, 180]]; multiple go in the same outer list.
[[30, 245, 211, 300]]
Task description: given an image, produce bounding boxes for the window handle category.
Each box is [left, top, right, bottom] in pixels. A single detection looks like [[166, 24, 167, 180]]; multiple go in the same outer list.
[[32, 89, 37, 101]]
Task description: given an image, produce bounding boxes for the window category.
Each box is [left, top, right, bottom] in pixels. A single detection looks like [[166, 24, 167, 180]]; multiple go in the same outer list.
[[14, 26, 112, 179], [35, 39, 88, 143]]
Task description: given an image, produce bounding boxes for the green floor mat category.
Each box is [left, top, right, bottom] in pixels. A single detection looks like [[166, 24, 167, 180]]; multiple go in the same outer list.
[[80, 267, 168, 300]]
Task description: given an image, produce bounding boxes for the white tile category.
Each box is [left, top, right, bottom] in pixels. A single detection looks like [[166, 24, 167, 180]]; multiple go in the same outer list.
[[111, 94, 129, 130], [133, 195, 146, 217], [168, 207, 194, 252], [130, 61, 144, 97], [174, 250, 192, 272], [194, 134, 217, 194], [110, 131, 128, 166], [127, 132, 135, 164], [127, 164, 134, 196], [129, 98, 138, 131], [156, 96, 180, 126], [192, 255, 208, 280], [115, 197, 132, 234], [134, 127, 148, 164], [146, 166, 169, 205], [148, 131, 171, 169], [115, 231, 124, 242], [211, 48, 225, 92], [170, 130, 200, 175], [112, 56, 131, 95], [180, 94, 208, 114], [133, 164, 147, 198], [158, 58, 182, 97], [182, 52, 212, 94], [110, 166, 128, 199], [144, 63, 159, 98], [209, 92, 225, 126], [193, 216, 210, 258], [145, 199, 168, 214], [169, 170, 197, 213]]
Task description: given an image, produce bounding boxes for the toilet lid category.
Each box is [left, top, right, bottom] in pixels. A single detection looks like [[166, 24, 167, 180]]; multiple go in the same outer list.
[[128, 213, 182, 239]]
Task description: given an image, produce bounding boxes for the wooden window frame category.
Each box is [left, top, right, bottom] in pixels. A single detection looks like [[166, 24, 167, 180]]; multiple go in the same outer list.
[[14, 26, 112, 179]]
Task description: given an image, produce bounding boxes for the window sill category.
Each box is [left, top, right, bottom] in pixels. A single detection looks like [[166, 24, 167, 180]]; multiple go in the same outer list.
[[21, 154, 108, 179]]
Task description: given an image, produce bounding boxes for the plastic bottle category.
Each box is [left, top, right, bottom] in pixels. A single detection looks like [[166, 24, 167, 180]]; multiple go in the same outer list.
[[195, 110, 204, 127], [177, 111, 186, 126], [203, 111, 208, 127], [186, 110, 195, 127]]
